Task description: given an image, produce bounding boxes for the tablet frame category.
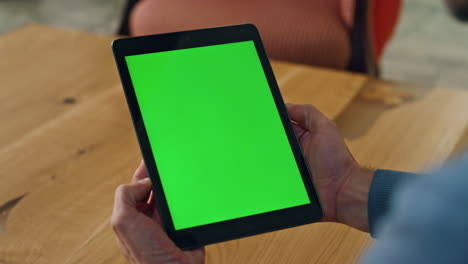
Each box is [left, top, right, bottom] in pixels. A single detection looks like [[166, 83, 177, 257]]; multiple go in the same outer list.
[[112, 24, 323, 249]]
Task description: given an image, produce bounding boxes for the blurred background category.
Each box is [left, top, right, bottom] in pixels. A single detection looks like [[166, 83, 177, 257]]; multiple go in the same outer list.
[[1, 0, 467, 90]]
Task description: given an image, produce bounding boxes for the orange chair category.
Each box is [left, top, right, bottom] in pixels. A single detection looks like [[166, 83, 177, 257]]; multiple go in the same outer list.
[[118, 0, 402, 75], [347, 0, 402, 75]]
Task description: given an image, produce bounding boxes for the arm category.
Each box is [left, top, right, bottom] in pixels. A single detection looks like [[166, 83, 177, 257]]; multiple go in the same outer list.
[[368, 170, 422, 237], [286, 104, 422, 234], [110, 103, 424, 263], [230, 103, 466, 262], [362, 154, 468, 264]]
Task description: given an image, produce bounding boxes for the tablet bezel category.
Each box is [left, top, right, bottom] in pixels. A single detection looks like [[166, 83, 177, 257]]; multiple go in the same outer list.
[[112, 24, 323, 249]]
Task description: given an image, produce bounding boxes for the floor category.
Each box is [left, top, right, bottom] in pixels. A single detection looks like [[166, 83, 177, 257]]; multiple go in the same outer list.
[[1, 0, 468, 90], [0, 0, 126, 35], [382, 0, 468, 90]]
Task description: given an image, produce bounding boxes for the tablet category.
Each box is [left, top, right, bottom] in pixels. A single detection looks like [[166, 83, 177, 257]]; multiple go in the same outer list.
[[112, 24, 322, 249]]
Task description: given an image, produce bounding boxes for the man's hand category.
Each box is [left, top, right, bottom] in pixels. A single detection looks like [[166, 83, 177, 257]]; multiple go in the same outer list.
[[287, 104, 375, 231], [111, 103, 374, 263], [111, 161, 205, 264]]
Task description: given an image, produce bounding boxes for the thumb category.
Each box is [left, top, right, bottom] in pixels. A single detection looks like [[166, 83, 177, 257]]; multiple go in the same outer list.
[[114, 178, 152, 210], [286, 104, 329, 132], [132, 160, 149, 183]]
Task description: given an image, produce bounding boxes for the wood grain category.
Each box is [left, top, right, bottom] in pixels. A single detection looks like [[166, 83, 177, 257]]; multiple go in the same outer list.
[[338, 81, 468, 171], [203, 88, 468, 263], [272, 61, 367, 120], [1, 24, 468, 264], [205, 83, 468, 264], [0, 25, 367, 264]]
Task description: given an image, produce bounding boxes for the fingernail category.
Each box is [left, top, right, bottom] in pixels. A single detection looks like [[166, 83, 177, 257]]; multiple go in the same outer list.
[[139, 177, 151, 183]]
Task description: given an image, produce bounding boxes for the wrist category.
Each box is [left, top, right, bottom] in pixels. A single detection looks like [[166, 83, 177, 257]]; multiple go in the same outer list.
[[336, 164, 375, 232]]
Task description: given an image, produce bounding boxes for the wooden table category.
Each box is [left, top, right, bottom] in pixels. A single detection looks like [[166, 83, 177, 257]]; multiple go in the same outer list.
[[1, 25, 467, 264]]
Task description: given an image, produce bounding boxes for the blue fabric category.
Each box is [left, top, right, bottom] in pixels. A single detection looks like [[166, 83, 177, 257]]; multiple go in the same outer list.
[[368, 170, 422, 237], [362, 153, 468, 264]]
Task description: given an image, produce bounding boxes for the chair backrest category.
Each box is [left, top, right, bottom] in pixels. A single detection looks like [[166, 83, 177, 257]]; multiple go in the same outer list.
[[347, 0, 402, 76], [372, 0, 402, 61], [120, 0, 401, 75], [118, 0, 138, 36]]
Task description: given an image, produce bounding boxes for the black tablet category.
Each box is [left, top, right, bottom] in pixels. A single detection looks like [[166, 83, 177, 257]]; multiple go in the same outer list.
[[112, 24, 322, 249]]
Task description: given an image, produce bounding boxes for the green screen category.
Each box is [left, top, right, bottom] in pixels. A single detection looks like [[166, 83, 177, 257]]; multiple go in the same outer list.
[[125, 41, 310, 230]]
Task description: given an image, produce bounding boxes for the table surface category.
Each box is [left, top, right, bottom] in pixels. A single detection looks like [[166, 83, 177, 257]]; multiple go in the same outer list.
[[1, 24, 468, 264]]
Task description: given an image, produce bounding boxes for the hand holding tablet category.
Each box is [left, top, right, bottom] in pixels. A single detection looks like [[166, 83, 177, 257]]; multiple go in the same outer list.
[[112, 25, 366, 256]]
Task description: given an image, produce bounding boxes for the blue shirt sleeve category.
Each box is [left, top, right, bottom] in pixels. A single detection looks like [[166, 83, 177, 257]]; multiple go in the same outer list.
[[362, 153, 468, 264], [368, 170, 422, 237]]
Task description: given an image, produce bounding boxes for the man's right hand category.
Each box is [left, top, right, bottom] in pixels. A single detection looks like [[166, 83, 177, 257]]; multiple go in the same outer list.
[[287, 104, 375, 232]]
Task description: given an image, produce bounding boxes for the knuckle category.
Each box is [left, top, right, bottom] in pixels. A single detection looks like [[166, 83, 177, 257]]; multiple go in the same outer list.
[[112, 184, 132, 232], [327, 120, 338, 129], [110, 211, 126, 231], [111, 208, 133, 233], [304, 104, 317, 110], [304, 104, 326, 119], [115, 184, 129, 200], [319, 119, 337, 131]]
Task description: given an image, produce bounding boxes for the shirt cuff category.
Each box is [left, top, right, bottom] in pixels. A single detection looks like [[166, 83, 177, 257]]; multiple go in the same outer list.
[[368, 169, 419, 237]]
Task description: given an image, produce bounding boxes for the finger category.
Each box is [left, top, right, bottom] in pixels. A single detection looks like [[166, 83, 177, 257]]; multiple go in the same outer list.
[[286, 104, 329, 132], [111, 180, 152, 258], [147, 190, 154, 204], [292, 123, 307, 141], [112, 179, 153, 238], [112, 186, 178, 256], [132, 160, 149, 183], [115, 178, 153, 211], [136, 190, 155, 217]]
